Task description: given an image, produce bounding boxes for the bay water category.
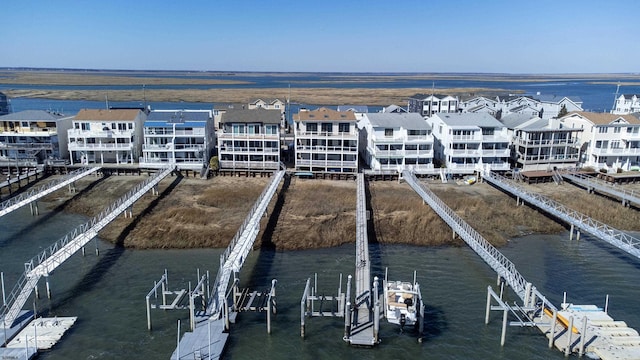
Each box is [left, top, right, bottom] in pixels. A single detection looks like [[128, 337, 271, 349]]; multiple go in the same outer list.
[[1, 195, 640, 359]]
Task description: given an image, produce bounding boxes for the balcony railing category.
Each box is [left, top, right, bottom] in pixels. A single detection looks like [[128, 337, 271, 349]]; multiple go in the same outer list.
[[513, 138, 579, 146], [144, 128, 205, 136], [295, 131, 357, 138], [219, 147, 279, 153], [296, 145, 358, 153], [217, 132, 279, 140], [68, 142, 134, 150], [447, 149, 480, 156], [520, 154, 580, 162], [591, 147, 640, 156], [451, 135, 482, 141], [219, 160, 280, 170], [68, 129, 135, 138], [480, 149, 511, 157], [143, 143, 205, 151], [295, 159, 358, 168], [0, 142, 54, 150], [372, 148, 434, 158]]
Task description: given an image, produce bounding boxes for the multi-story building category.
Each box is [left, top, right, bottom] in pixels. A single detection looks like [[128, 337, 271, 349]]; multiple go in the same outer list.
[[408, 94, 459, 116], [427, 113, 510, 173], [358, 112, 434, 174], [294, 107, 358, 174], [458, 96, 500, 117], [0, 92, 10, 115], [140, 110, 213, 170], [248, 98, 286, 127], [611, 94, 640, 115], [217, 108, 281, 171], [0, 110, 73, 166], [67, 109, 146, 165], [560, 112, 640, 172], [501, 113, 582, 171]]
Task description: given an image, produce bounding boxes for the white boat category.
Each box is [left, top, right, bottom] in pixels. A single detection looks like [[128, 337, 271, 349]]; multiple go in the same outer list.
[[383, 269, 424, 332]]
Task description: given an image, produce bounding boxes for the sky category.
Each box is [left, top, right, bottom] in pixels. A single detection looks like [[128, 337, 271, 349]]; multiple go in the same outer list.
[[0, 0, 637, 74]]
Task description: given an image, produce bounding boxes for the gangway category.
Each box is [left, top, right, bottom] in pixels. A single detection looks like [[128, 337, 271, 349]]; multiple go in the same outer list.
[[0, 167, 100, 218], [562, 172, 640, 207], [482, 170, 640, 260], [402, 170, 640, 358], [1, 166, 173, 328], [344, 173, 377, 346]]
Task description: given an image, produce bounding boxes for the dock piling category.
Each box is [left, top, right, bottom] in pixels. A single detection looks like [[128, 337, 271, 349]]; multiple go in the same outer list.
[[579, 316, 587, 357], [501, 308, 508, 346], [549, 309, 557, 348], [565, 316, 574, 356]]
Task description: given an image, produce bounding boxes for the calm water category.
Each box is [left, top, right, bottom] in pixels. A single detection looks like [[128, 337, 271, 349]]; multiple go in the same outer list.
[[1, 188, 640, 359], [3, 73, 640, 113]]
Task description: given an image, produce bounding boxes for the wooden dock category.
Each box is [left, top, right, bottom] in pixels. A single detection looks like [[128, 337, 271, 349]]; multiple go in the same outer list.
[[170, 319, 228, 360]]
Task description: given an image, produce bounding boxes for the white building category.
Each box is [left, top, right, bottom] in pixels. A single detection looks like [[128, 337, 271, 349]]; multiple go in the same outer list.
[[458, 97, 500, 116], [248, 98, 286, 127], [532, 95, 583, 120], [560, 111, 640, 172], [358, 112, 434, 174], [68, 109, 146, 165], [294, 107, 358, 174], [217, 108, 281, 172], [460, 95, 583, 120], [427, 113, 510, 173], [140, 110, 213, 170], [408, 94, 459, 116], [611, 94, 640, 115], [501, 113, 582, 171], [0, 110, 73, 166]]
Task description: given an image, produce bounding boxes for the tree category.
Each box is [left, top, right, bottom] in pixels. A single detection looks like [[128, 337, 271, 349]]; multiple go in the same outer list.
[[209, 156, 219, 173], [558, 104, 568, 118]]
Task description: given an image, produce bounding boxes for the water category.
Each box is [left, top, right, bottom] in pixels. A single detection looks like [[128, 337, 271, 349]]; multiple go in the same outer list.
[[2, 194, 640, 359], [3, 73, 640, 114]]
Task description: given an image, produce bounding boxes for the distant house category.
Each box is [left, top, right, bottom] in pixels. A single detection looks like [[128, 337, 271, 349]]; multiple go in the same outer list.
[[140, 110, 213, 170], [427, 113, 510, 173], [294, 107, 358, 174], [459, 96, 500, 117], [337, 105, 369, 120], [501, 113, 582, 171], [217, 108, 281, 172], [358, 112, 434, 174], [0, 92, 9, 115], [0, 110, 73, 166], [560, 111, 640, 172], [380, 104, 408, 113], [532, 94, 583, 120], [248, 99, 286, 127], [68, 109, 146, 165], [611, 94, 640, 115], [408, 94, 459, 116]]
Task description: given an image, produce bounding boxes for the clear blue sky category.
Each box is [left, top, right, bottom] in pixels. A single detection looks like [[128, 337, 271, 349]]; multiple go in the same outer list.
[[1, 0, 636, 73]]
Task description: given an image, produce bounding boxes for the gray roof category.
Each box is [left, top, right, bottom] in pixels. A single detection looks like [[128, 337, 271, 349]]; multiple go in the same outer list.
[[147, 110, 210, 123], [220, 108, 281, 124], [533, 94, 582, 104], [433, 113, 503, 127], [0, 110, 66, 121], [500, 113, 540, 129], [337, 105, 369, 113], [381, 104, 407, 113], [364, 113, 430, 130]]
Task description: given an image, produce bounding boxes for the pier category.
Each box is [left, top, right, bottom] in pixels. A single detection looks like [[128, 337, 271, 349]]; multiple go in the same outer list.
[[0, 166, 100, 218], [1, 166, 172, 330], [170, 166, 285, 360], [482, 170, 640, 260], [402, 170, 640, 358], [562, 171, 640, 207]]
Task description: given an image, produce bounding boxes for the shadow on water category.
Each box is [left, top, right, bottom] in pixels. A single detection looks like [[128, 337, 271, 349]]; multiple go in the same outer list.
[[38, 174, 184, 317], [364, 179, 384, 275], [244, 173, 291, 289], [421, 304, 447, 341], [0, 174, 108, 248]]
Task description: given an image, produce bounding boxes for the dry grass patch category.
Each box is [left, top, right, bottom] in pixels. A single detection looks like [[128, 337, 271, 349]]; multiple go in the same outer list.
[[428, 182, 565, 246], [269, 179, 356, 250]]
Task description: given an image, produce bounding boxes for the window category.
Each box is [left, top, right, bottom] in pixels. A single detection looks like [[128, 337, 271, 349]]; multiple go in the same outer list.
[[21, 121, 28, 127], [598, 127, 607, 133], [611, 140, 621, 149], [265, 125, 277, 135], [111, 123, 116, 130], [128, 123, 133, 130], [81, 123, 90, 131], [384, 128, 393, 137], [614, 127, 621, 133], [306, 123, 317, 132], [232, 124, 246, 134], [248, 124, 260, 134], [338, 123, 350, 133], [321, 123, 333, 133]]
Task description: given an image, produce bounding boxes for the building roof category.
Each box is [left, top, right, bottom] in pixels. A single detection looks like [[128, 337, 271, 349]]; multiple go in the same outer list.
[[533, 94, 582, 104], [500, 113, 540, 129], [622, 94, 640, 98], [509, 104, 539, 113], [294, 107, 357, 122], [565, 111, 640, 125], [337, 105, 369, 113], [364, 113, 431, 130], [147, 110, 210, 123], [74, 109, 142, 121], [381, 104, 407, 113], [432, 113, 503, 128], [0, 110, 67, 121], [249, 98, 284, 105], [220, 108, 281, 124]]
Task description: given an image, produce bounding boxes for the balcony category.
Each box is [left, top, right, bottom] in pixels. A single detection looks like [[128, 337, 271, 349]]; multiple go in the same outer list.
[[447, 149, 480, 157], [513, 137, 579, 147], [139, 157, 205, 170], [219, 160, 279, 170], [295, 159, 358, 168], [144, 128, 206, 136], [451, 134, 482, 142], [591, 147, 640, 156], [296, 145, 358, 153], [480, 148, 511, 157], [295, 131, 357, 138], [219, 146, 280, 153], [68, 128, 135, 138], [0, 142, 54, 150], [217, 132, 279, 140], [520, 154, 580, 163], [143, 143, 205, 151], [68, 142, 134, 151]]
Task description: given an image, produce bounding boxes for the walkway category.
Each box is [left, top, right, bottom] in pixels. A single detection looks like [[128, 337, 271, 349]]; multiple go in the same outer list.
[[1, 166, 173, 328], [482, 170, 640, 260], [562, 172, 640, 207], [172, 168, 285, 360], [0, 167, 100, 218], [346, 173, 375, 346]]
